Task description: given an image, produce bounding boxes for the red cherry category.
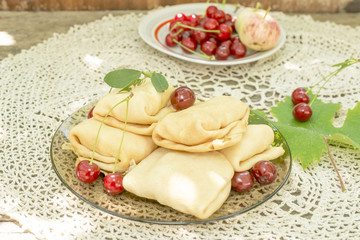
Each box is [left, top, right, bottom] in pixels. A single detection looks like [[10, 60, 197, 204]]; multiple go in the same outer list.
[[225, 13, 232, 22], [231, 42, 247, 58], [191, 29, 208, 44], [231, 36, 241, 44], [87, 106, 95, 119], [203, 18, 219, 30], [76, 160, 100, 183], [198, 17, 209, 27], [216, 23, 232, 41], [252, 161, 277, 185], [181, 30, 191, 39], [103, 173, 124, 194], [291, 87, 310, 105], [165, 33, 180, 47], [174, 12, 187, 22], [200, 40, 217, 55], [170, 86, 196, 111], [215, 45, 230, 60], [169, 20, 183, 35], [231, 171, 254, 192], [224, 20, 235, 33], [219, 40, 232, 48], [293, 103, 312, 122], [180, 37, 197, 53], [206, 5, 218, 18], [213, 10, 226, 23], [187, 14, 199, 25], [208, 36, 218, 45]]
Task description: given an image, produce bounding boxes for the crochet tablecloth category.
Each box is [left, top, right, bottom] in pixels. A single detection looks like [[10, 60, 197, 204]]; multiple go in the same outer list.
[[0, 9, 360, 240]]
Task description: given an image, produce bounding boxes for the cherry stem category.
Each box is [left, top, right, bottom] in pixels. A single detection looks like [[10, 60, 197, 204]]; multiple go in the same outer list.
[[170, 28, 183, 37], [113, 97, 130, 173], [90, 92, 134, 165], [255, 2, 261, 10], [263, 7, 271, 19], [322, 136, 346, 193], [172, 39, 215, 60], [307, 57, 359, 107], [172, 22, 220, 33]]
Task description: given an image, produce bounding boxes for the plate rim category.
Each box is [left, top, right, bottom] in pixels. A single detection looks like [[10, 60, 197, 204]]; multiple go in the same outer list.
[[50, 103, 292, 225], [138, 3, 286, 66]]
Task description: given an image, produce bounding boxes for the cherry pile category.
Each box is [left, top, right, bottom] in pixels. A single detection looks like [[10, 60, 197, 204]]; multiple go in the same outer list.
[[165, 5, 247, 60], [231, 161, 277, 192], [291, 87, 312, 122]]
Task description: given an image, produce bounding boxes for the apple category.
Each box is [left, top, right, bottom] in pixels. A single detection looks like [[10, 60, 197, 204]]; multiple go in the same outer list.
[[235, 8, 281, 51]]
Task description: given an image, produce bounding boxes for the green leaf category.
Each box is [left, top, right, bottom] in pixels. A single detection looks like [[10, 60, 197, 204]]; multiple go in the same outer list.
[[265, 91, 360, 169], [104, 69, 141, 89], [151, 72, 169, 93]]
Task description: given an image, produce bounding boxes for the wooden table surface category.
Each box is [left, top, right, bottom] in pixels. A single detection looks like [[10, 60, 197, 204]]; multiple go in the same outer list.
[[0, 10, 359, 240]]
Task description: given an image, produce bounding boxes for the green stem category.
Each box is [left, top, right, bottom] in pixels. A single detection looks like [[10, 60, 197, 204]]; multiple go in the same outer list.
[[90, 92, 133, 165], [322, 136, 346, 192], [263, 7, 270, 19], [172, 22, 220, 33], [172, 39, 215, 60], [113, 97, 130, 173], [307, 57, 359, 107]]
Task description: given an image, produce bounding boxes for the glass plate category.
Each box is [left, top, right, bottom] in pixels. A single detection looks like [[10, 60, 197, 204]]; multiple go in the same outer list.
[[138, 3, 286, 66], [50, 103, 292, 225]]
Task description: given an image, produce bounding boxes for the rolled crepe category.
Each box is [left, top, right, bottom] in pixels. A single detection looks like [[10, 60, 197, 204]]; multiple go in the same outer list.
[[220, 124, 285, 171], [93, 79, 175, 135], [123, 148, 234, 219], [69, 118, 157, 173], [152, 96, 250, 152]]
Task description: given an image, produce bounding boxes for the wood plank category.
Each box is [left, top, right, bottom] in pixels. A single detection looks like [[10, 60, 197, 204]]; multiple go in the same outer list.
[[0, 0, 356, 12]]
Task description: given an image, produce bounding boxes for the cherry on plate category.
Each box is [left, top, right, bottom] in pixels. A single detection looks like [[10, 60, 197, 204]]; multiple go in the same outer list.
[[213, 10, 226, 23], [231, 42, 247, 58], [203, 18, 219, 30], [174, 12, 187, 22], [170, 86, 196, 111], [191, 29, 208, 44], [165, 33, 180, 47], [87, 106, 95, 119], [180, 37, 197, 53], [201, 40, 217, 56], [252, 161, 277, 185], [103, 173, 124, 194], [231, 171, 254, 192], [76, 160, 100, 183], [206, 5, 218, 18], [216, 23, 232, 41], [215, 45, 230, 60]]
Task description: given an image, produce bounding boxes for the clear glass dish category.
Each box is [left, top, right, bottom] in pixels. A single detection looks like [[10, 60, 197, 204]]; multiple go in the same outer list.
[[50, 103, 292, 225]]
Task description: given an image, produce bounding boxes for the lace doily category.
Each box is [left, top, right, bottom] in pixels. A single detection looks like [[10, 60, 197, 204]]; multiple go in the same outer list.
[[0, 10, 359, 240]]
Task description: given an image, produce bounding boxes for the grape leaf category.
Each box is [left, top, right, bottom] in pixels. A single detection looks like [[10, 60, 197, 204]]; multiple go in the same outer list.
[[104, 69, 141, 89], [265, 93, 360, 169], [151, 72, 169, 93]]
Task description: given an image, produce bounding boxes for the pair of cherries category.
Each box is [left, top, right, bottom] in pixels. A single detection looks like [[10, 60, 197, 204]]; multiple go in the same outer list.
[[291, 87, 312, 122], [231, 161, 277, 193]]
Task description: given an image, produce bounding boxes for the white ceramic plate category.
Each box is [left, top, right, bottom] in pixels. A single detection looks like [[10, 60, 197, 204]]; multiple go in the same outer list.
[[138, 3, 286, 66]]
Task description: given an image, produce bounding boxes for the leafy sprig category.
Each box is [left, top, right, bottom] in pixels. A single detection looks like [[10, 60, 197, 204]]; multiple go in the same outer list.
[[104, 69, 169, 93]]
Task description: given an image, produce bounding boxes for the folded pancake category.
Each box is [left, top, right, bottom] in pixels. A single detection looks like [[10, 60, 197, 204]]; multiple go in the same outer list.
[[123, 148, 234, 219], [220, 124, 285, 171], [69, 118, 157, 173], [93, 79, 175, 135], [152, 96, 250, 152]]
